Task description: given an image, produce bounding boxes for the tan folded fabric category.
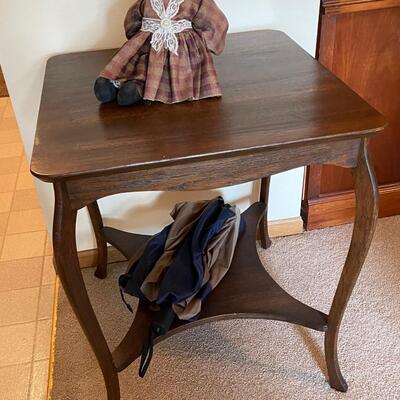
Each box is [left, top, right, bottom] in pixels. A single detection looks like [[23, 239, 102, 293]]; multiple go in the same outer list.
[[173, 206, 241, 320], [141, 199, 210, 301], [125, 197, 242, 321]]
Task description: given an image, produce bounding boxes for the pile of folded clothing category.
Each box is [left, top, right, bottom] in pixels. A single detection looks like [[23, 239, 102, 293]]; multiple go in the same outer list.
[[119, 196, 245, 376]]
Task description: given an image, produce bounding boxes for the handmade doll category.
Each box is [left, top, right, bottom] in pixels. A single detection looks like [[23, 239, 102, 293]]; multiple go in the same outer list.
[[94, 0, 229, 106]]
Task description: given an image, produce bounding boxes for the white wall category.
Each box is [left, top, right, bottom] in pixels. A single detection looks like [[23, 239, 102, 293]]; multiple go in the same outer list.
[[0, 0, 320, 250]]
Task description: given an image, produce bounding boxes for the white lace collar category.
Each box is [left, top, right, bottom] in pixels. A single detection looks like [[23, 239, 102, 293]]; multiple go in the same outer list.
[[141, 0, 192, 55]]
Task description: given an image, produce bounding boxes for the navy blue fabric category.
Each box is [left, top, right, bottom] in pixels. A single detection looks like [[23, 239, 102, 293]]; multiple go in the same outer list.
[[197, 282, 213, 301], [156, 198, 234, 305], [190, 216, 246, 303], [119, 224, 172, 301], [119, 197, 245, 310]]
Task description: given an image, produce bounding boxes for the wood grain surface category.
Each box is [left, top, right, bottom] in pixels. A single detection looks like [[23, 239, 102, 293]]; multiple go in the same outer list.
[[0, 66, 8, 97], [304, 2, 400, 229], [31, 30, 385, 182], [36, 30, 385, 399]]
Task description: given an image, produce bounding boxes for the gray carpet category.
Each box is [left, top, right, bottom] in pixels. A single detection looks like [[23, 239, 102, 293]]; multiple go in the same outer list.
[[51, 216, 400, 399]]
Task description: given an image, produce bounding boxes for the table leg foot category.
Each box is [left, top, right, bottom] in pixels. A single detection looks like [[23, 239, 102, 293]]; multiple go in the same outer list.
[[325, 140, 378, 393], [88, 201, 108, 279], [259, 176, 272, 249], [325, 330, 348, 392], [54, 184, 120, 399]]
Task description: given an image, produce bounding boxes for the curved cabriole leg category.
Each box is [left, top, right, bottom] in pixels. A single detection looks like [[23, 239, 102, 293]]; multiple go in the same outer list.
[[259, 176, 272, 249], [88, 201, 108, 279], [325, 140, 379, 392], [53, 183, 120, 400]]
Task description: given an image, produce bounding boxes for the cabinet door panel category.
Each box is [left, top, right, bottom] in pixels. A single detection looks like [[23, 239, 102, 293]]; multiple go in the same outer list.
[[303, 2, 400, 230], [319, 7, 400, 195]]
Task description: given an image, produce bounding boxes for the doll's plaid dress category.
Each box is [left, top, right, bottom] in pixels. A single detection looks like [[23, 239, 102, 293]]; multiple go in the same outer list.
[[99, 0, 229, 104]]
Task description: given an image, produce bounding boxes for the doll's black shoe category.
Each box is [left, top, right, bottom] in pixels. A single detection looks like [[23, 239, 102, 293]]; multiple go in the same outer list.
[[94, 77, 118, 103], [117, 81, 142, 106]]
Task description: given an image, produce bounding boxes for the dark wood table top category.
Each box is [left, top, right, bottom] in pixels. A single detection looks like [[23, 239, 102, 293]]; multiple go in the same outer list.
[[31, 30, 385, 182]]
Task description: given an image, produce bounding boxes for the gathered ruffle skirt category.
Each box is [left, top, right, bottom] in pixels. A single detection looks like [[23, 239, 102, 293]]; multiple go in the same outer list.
[[100, 30, 222, 104]]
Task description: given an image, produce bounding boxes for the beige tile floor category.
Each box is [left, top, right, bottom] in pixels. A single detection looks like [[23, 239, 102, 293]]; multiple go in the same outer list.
[[0, 97, 55, 400]]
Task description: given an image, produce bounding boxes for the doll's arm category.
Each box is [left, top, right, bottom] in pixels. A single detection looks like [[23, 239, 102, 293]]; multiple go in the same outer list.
[[192, 0, 229, 55], [124, 0, 145, 39]]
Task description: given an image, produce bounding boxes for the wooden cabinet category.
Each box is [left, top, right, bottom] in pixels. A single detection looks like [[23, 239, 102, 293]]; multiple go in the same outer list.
[[303, 0, 400, 230]]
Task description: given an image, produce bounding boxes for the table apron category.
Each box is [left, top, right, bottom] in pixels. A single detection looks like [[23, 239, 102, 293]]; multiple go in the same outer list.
[[66, 138, 361, 210]]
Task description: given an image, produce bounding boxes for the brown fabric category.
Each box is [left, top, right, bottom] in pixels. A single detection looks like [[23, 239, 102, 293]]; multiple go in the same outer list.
[[140, 199, 210, 301], [141, 199, 241, 320], [173, 207, 241, 320], [100, 0, 229, 104], [126, 198, 241, 320]]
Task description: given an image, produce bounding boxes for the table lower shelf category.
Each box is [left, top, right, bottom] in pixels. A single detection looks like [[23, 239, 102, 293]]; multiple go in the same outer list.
[[100, 202, 328, 372]]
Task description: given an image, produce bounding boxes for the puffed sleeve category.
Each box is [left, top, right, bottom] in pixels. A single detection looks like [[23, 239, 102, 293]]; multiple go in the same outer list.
[[192, 0, 229, 55], [124, 0, 145, 39]]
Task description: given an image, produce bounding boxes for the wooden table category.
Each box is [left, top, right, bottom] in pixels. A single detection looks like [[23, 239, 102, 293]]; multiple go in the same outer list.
[[31, 30, 385, 399]]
